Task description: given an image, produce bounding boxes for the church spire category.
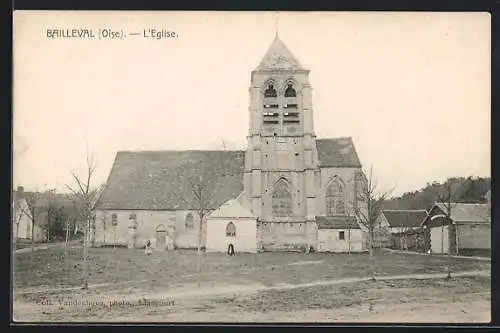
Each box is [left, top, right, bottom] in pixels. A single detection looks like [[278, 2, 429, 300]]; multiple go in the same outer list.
[[254, 34, 304, 71]]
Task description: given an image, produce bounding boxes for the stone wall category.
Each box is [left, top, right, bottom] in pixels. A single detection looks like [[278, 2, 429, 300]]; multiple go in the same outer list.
[[258, 221, 317, 251], [92, 209, 207, 250]]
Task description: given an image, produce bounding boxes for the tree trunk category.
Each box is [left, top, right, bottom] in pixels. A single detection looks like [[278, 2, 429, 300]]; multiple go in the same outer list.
[[196, 216, 203, 287], [31, 218, 35, 248], [47, 214, 51, 242], [348, 227, 351, 254], [82, 216, 89, 289], [65, 218, 70, 257], [305, 221, 309, 253], [369, 227, 375, 280]]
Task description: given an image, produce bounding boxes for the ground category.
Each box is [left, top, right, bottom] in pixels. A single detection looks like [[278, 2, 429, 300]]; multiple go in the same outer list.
[[12, 245, 491, 323]]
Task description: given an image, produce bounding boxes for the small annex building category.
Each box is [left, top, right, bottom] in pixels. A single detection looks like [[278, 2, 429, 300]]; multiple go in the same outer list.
[[206, 194, 258, 253], [316, 216, 362, 252]]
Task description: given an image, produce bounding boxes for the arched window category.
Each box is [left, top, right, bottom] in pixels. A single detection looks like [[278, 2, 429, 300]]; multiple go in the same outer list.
[[185, 213, 194, 229], [111, 213, 118, 226], [326, 178, 346, 215], [226, 222, 236, 237], [272, 178, 293, 217], [128, 212, 137, 228], [285, 82, 296, 97], [264, 83, 277, 97]]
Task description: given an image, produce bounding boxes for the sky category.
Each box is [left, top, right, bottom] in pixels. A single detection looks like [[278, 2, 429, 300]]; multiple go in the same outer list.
[[13, 11, 491, 197]]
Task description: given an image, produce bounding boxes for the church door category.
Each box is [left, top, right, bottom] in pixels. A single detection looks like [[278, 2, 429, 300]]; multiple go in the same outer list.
[[156, 225, 166, 249]]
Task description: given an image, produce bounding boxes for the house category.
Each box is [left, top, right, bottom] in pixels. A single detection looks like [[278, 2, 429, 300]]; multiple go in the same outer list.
[[383, 210, 428, 234], [12, 186, 45, 242], [421, 202, 490, 255], [206, 194, 258, 253], [93, 35, 375, 252]]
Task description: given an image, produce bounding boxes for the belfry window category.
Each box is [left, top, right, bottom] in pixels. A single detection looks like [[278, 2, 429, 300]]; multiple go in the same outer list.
[[285, 82, 296, 97], [326, 178, 346, 215], [264, 83, 277, 97], [272, 178, 293, 217]]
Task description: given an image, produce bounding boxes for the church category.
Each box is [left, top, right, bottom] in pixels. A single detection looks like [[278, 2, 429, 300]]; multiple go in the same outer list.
[[93, 36, 375, 253]]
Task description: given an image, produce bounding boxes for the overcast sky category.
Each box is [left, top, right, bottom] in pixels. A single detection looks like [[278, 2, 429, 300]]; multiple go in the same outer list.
[[13, 11, 490, 197]]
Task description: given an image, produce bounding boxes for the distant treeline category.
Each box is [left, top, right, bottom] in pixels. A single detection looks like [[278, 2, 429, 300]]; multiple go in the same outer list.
[[383, 176, 491, 211]]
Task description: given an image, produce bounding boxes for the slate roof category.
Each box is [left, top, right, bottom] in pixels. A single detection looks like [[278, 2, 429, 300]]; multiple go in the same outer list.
[[434, 203, 490, 223], [316, 216, 360, 229], [255, 35, 304, 71], [95, 150, 245, 210], [382, 210, 428, 228], [315, 137, 362, 167], [96, 137, 362, 210]]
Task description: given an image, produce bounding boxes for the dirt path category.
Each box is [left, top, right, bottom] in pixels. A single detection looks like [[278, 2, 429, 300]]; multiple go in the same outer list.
[[13, 269, 490, 315], [383, 248, 491, 262], [13, 270, 490, 323], [99, 299, 490, 323]]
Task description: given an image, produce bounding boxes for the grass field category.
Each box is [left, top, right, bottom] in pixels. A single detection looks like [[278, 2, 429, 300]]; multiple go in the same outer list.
[[12, 245, 491, 323]]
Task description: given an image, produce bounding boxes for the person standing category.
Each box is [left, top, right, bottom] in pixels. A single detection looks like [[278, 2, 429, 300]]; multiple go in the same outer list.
[[145, 240, 152, 255]]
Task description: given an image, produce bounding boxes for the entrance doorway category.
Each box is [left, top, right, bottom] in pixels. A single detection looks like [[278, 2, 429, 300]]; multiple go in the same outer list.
[[156, 224, 166, 249]]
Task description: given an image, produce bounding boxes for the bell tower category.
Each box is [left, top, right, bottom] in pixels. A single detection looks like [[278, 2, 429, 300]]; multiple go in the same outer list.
[[243, 35, 319, 251]]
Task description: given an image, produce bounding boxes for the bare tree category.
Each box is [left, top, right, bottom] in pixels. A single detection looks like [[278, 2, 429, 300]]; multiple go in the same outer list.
[[351, 167, 393, 281], [180, 141, 239, 287], [43, 188, 59, 242], [66, 149, 103, 289], [64, 214, 71, 257]]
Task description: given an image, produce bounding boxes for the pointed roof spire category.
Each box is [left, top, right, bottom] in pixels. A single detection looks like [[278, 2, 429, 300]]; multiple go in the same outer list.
[[255, 35, 304, 71]]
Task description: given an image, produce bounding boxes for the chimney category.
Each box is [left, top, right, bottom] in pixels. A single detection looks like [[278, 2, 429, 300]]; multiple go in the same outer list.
[[17, 186, 24, 195]]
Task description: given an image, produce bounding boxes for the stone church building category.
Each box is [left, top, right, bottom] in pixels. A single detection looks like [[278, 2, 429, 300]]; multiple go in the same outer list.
[[93, 36, 373, 253]]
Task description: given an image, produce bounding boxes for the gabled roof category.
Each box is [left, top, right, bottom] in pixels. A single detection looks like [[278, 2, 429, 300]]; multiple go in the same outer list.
[[208, 194, 256, 219], [255, 35, 304, 71], [316, 216, 360, 229], [434, 202, 490, 223], [382, 210, 428, 228], [315, 137, 362, 168], [95, 138, 362, 210], [95, 150, 245, 210]]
